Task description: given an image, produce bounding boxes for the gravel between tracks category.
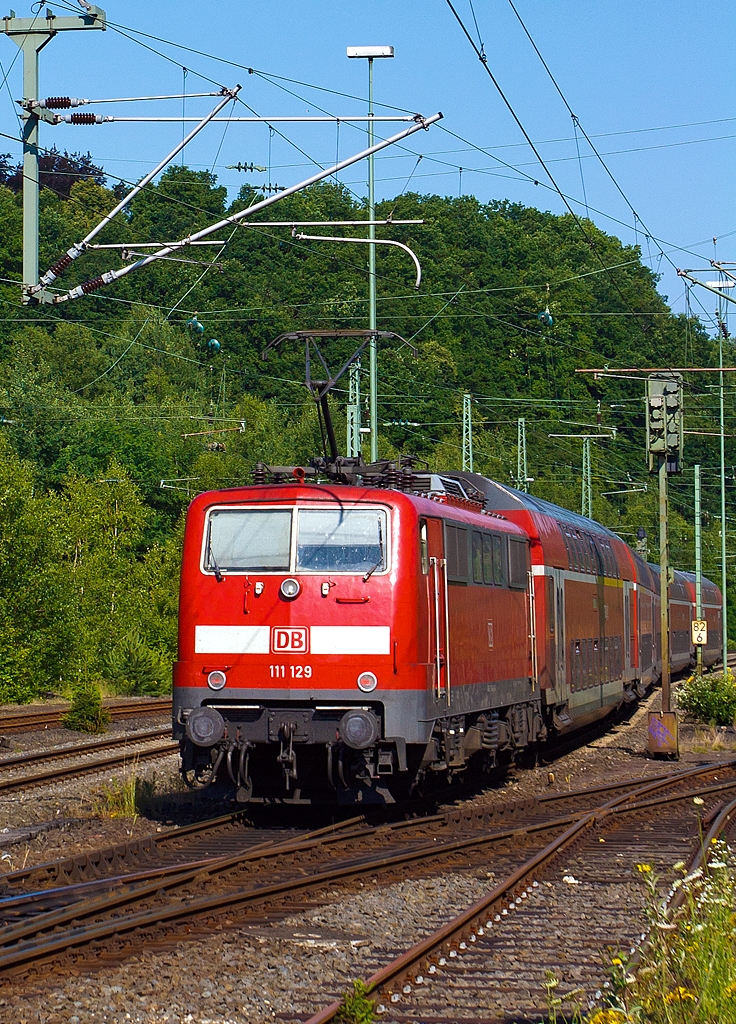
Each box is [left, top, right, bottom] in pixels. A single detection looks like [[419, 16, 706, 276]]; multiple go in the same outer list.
[[0, 684, 727, 1023]]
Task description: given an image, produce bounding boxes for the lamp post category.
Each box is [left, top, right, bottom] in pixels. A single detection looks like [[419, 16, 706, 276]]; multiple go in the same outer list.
[[347, 45, 394, 462]]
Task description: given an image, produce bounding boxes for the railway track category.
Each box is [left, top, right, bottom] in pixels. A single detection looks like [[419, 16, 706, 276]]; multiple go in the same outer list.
[[0, 698, 172, 734], [0, 727, 176, 795], [0, 761, 732, 992], [291, 761, 736, 1023]]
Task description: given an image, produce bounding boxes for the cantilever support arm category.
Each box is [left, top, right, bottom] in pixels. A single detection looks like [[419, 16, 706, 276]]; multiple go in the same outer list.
[[292, 231, 423, 288], [49, 112, 443, 305], [677, 269, 736, 306], [32, 86, 240, 297]]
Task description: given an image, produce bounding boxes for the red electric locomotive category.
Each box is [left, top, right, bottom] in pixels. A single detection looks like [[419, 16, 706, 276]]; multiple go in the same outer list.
[[173, 461, 722, 805]]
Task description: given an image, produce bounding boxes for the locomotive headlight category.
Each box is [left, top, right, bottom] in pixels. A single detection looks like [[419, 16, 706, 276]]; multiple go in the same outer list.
[[186, 706, 225, 747], [339, 709, 380, 749], [207, 670, 227, 691], [280, 577, 301, 600], [357, 671, 378, 693]]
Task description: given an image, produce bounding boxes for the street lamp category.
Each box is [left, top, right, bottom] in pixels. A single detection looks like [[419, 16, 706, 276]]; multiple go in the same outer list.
[[347, 45, 394, 463]]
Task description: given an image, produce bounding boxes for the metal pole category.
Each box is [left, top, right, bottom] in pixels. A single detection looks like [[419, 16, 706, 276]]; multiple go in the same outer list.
[[347, 361, 361, 457], [582, 437, 592, 518], [21, 37, 40, 292], [720, 332, 729, 670], [517, 417, 528, 492], [462, 393, 473, 471], [695, 463, 703, 674], [2, 7, 106, 300], [659, 454, 671, 711], [367, 58, 379, 463]]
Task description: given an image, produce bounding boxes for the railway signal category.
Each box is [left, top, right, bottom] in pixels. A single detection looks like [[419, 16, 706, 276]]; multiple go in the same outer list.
[[646, 374, 683, 473]]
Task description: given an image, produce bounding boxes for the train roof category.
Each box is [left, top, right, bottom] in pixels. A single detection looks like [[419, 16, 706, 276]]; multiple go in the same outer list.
[[445, 471, 621, 539]]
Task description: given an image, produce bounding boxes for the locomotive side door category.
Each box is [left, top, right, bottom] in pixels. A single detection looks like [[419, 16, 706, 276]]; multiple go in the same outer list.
[[423, 517, 450, 710]]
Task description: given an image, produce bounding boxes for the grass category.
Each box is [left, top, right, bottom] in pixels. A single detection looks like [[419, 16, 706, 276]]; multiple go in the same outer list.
[[93, 762, 156, 820]]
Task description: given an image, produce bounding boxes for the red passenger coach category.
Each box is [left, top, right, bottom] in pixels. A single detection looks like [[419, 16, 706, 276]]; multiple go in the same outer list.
[[173, 465, 722, 804]]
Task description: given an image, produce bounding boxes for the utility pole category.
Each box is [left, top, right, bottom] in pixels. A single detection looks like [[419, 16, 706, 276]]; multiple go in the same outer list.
[[517, 417, 528, 492], [676, 263, 735, 670], [717, 318, 729, 671], [347, 45, 394, 462], [346, 361, 361, 457], [582, 437, 592, 518], [462, 393, 473, 471], [2, 6, 106, 301], [694, 463, 703, 675], [645, 372, 683, 756]]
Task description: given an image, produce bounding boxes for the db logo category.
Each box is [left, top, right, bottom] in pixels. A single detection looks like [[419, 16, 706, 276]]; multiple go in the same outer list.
[[271, 627, 309, 653]]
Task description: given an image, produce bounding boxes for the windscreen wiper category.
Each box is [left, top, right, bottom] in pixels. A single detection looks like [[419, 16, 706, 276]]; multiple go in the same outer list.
[[363, 520, 384, 582], [206, 522, 224, 583]]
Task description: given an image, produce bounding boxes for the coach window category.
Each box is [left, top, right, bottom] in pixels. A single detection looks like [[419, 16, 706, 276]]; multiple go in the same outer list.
[[483, 534, 494, 584], [420, 520, 429, 574], [445, 523, 469, 583], [492, 534, 505, 585], [472, 531, 484, 584], [508, 537, 528, 590]]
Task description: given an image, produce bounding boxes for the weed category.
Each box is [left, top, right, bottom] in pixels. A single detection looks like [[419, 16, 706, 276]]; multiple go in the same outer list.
[[62, 681, 110, 734], [335, 980, 375, 1024], [94, 764, 156, 820], [583, 843, 736, 1023]]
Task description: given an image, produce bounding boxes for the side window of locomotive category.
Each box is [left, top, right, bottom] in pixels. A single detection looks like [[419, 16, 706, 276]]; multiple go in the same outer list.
[[483, 534, 495, 585], [507, 538, 529, 590], [296, 508, 387, 573], [419, 520, 429, 574], [472, 531, 484, 584], [492, 534, 504, 585], [204, 509, 292, 573], [445, 523, 469, 582]]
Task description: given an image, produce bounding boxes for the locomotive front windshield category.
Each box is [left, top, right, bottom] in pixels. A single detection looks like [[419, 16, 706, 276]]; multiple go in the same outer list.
[[204, 507, 387, 575]]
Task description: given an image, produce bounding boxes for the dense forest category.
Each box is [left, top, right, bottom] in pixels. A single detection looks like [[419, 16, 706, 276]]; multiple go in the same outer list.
[[0, 152, 729, 702]]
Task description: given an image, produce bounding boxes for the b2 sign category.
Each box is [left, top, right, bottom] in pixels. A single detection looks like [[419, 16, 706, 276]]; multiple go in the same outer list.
[[691, 619, 707, 646]]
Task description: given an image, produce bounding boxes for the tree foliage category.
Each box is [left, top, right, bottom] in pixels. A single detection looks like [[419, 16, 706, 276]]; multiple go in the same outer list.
[[0, 163, 729, 701]]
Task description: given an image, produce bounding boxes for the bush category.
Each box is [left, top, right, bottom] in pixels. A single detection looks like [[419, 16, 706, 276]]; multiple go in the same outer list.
[[103, 633, 170, 696], [676, 670, 736, 725], [62, 681, 110, 733]]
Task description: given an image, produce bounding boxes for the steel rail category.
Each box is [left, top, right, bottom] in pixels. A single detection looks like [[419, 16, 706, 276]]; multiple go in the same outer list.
[[0, 698, 172, 733], [0, 763, 732, 978], [304, 759, 736, 1023], [0, 742, 177, 795], [0, 727, 169, 770]]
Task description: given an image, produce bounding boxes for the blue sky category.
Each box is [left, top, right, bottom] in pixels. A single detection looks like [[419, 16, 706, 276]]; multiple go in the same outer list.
[[1, 1, 735, 322]]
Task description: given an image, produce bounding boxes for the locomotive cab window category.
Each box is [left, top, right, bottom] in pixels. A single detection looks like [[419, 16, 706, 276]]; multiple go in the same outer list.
[[419, 520, 429, 574], [296, 509, 386, 573], [202, 506, 388, 576], [205, 509, 291, 572]]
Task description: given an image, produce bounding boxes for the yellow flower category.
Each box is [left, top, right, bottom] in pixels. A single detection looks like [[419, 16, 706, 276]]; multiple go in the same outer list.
[[693, 797, 705, 806], [587, 1011, 627, 1024], [636, 863, 652, 873], [726, 982, 736, 999], [611, 957, 623, 966], [664, 987, 696, 1004]]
